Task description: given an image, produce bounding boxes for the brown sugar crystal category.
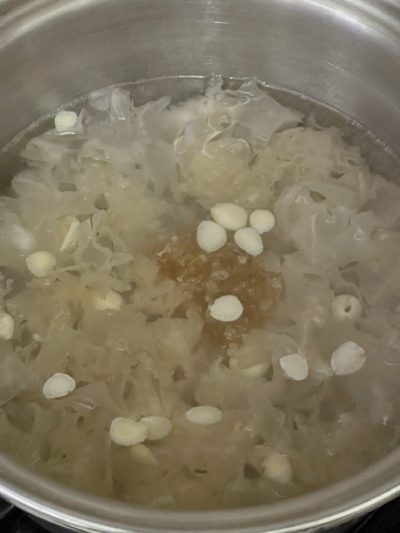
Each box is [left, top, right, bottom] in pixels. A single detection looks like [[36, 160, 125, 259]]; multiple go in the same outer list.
[[157, 235, 282, 347]]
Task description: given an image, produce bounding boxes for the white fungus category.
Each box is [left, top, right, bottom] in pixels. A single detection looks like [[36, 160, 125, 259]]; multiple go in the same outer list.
[[279, 353, 309, 381], [0, 311, 14, 340], [310, 303, 328, 328], [54, 111, 78, 132], [151, 494, 175, 507], [229, 358, 269, 379], [196, 220, 227, 252], [185, 406, 222, 425], [249, 209, 276, 234], [331, 294, 362, 322], [42, 373, 76, 399], [109, 417, 148, 447], [262, 452, 293, 484], [210, 203, 248, 231], [141, 416, 173, 441], [234, 227, 264, 256], [331, 341, 366, 375], [93, 289, 123, 311], [11, 224, 34, 252], [209, 295, 243, 322], [26, 251, 56, 278], [60, 217, 80, 252]]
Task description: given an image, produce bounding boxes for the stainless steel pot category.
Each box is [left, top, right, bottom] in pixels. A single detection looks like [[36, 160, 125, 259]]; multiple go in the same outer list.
[[1, 0, 400, 531]]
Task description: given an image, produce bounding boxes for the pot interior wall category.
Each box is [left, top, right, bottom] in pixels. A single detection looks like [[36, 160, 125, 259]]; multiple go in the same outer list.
[[1, 75, 399, 192], [0, 0, 400, 165]]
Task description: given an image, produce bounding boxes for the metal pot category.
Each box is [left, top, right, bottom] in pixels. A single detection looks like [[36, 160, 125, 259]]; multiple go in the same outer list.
[[1, 0, 400, 531]]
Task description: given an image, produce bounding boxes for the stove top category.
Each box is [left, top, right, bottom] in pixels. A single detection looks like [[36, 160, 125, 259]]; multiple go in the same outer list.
[[1, 496, 400, 533]]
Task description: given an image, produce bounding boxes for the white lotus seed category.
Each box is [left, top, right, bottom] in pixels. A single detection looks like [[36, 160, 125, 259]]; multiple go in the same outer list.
[[60, 217, 80, 253], [229, 358, 269, 379], [209, 295, 243, 322], [141, 416, 172, 441], [249, 209, 276, 234], [331, 341, 366, 375], [54, 111, 78, 132], [241, 362, 269, 378], [130, 443, 159, 466], [0, 311, 14, 340], [331, 294, 362, 322], [210, 203, 248, 231], [279, 353, 309, 381], [196, 220, 227, 252], [234, 227, 264, 256], [26, 251, 56, 278], [110, 417, 148, 446], [93, 290, 123, 311], [42, 372, 76, 399], [262, 452, 293, 484], [185, 406, 222, 425]]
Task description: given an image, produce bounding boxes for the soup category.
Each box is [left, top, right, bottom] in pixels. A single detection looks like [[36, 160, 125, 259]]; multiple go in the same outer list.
[[0, 79, 400, 509]]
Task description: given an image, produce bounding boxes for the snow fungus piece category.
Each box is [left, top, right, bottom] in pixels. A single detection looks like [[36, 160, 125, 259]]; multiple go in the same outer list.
[[11, 224, 34, 252], [279, 353, 309, 381], [210, 203, 248, 231], [249, 209, 276, 234], [59, 217, 80, 253], [234, 227, 263, 256], [331, 341, 366, 375], [196, 220, 227, 252], [185, 406, 222, 425], [110, 417, 148, 446], [42, 373, 76, 399], [209, 295, 243, 322]]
